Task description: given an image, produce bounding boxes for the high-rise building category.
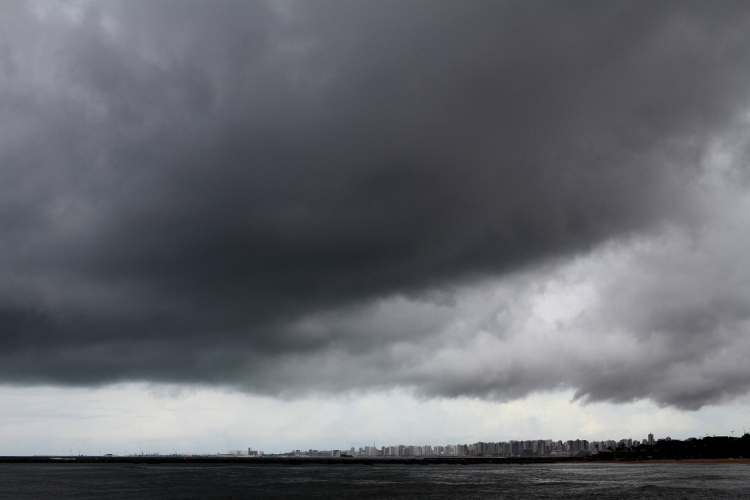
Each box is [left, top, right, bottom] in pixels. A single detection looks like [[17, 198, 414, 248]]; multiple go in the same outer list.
[[510, 441, 521, 456]]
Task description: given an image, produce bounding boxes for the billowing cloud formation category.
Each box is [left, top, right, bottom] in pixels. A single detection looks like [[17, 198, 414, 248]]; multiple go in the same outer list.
[[1, 1, 750, 409]]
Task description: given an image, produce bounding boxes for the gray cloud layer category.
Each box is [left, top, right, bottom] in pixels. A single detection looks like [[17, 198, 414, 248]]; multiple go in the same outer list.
[[2, 0, 750, 409]]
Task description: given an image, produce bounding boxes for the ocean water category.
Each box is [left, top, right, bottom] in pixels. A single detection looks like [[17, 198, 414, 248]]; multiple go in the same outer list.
[[0, 462, 748, 499]]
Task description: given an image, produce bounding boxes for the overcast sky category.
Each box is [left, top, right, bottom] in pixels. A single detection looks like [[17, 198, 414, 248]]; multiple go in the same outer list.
[[2, 0, 750, 452]]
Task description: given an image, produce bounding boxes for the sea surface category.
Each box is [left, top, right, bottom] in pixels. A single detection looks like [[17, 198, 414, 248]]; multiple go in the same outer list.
[[0, 462, 748, 499]]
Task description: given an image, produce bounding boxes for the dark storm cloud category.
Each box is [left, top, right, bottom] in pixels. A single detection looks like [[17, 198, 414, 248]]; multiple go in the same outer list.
[[2, 0, 750, 408]]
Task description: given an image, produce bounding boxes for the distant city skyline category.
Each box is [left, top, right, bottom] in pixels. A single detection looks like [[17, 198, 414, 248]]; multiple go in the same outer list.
[[48, 431, 750, 459], [288, 437, 650, 459]]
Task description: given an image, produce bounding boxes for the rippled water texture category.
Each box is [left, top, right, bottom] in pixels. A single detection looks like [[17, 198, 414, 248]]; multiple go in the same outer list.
[[0, 463, 748, 499]]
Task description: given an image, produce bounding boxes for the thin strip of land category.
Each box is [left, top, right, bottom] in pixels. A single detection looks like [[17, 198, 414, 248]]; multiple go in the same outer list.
[[0, 456, 747, 465]]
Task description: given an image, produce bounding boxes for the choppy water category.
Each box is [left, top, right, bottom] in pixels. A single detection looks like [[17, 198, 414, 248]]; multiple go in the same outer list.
[[0, 462, 748, 499]]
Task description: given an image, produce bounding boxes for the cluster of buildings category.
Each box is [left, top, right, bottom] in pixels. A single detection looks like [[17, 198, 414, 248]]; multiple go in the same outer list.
[[287, 434, 657, 458], [218, 448, 263, 457], [109, 434, 748, 460]]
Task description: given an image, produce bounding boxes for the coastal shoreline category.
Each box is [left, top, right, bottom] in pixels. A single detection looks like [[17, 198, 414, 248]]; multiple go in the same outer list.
[[0, 456, 748, 465]]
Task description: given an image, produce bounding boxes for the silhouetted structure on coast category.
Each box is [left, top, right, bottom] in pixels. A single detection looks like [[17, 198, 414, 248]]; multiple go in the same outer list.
[[595, 433, 750, 460]]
